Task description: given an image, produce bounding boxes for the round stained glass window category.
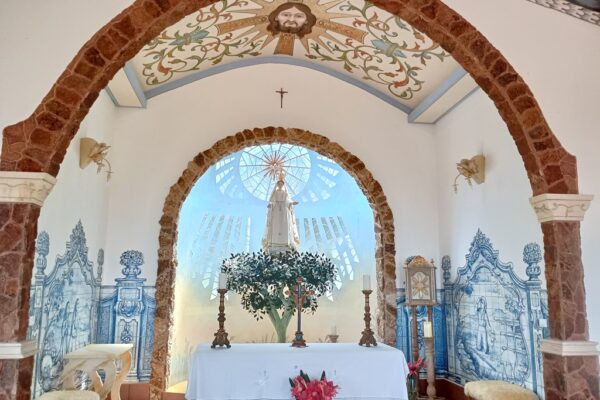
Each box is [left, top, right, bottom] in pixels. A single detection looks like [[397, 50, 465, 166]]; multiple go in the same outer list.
[[238, 144, 311, 201], [215, 144, 339, 202]]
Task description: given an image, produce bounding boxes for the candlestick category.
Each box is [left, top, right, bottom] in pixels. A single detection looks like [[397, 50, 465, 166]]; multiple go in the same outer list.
[[358, 289, 377, 347], [331, 325, 337, 335], [363, 274, 371, 291], [423, 321, 433, 338], [291, 277, 312, 348], [424, 337, 440, 400], [211, 288, 231, 349], [218, 272, 227, 290]]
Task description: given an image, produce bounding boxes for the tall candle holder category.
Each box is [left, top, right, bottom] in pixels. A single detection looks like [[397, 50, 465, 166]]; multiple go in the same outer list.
[[358, 289, 377, 347], [291, 277, 312, 348], [211, 288, 231, 349], [424, 337, 437, 399]]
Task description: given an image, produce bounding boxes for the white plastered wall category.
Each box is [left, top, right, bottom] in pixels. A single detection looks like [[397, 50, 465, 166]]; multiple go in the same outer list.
[[434, 89, 543, 281], [38, 91, 116, 277], [443, 0, 600, 344], [103, 63, 440, 284]]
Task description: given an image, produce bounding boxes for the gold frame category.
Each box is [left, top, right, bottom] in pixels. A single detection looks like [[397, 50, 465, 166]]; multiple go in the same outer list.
[[404, 256, 437, 306]]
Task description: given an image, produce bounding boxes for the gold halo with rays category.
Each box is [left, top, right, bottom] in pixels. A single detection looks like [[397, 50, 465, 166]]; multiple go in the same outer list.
[[215, 0, 367, 56]]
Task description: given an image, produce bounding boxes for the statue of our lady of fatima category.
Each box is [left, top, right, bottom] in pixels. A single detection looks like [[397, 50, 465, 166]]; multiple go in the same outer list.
[[262, 170, 301, 253]]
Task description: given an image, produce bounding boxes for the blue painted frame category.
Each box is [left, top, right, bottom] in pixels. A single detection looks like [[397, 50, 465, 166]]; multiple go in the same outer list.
[[443, 230, 547, 396], [28, 221, 101, 397], [395, 230, 547, 397], [28, 223, 157, 396]]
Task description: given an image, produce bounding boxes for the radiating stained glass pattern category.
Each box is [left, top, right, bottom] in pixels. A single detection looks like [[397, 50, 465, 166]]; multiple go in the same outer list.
[[216, 144, 340, 202], [240, 144, 310, 201]]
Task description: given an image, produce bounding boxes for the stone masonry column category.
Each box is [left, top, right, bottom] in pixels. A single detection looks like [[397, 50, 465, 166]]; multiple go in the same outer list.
[[530, 194, 600, 400], [0, 172, 55, 400]]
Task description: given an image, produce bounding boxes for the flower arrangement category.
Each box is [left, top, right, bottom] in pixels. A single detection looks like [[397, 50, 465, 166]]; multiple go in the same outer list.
[[289, 370, 339, 400], [406, 358, 425, 400]]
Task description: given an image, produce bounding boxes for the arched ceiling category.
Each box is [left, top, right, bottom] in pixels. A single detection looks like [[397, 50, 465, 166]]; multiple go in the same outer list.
[[106, 0, 481, 122], [103, 0, 598, 122]]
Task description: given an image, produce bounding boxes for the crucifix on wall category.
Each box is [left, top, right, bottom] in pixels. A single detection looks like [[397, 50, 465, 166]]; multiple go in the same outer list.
[[276, 88, 288, 109]]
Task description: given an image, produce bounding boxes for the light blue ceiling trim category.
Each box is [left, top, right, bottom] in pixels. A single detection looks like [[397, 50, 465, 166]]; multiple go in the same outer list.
[[143, 56, 413, 114], [123, 62, 147, 108], [431, 85, 479, 125], [104, 86, 119, 106], [407, 66, 471, 124]]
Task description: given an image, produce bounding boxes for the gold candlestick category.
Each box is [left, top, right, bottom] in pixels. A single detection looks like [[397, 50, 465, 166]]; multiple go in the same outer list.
[[291, 277, 312, 348], [211, 288, 231, 349], [359, 289, 377, 347]]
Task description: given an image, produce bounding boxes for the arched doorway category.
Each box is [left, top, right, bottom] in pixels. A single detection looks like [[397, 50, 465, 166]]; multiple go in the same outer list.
[[154, 127, 397, 395]]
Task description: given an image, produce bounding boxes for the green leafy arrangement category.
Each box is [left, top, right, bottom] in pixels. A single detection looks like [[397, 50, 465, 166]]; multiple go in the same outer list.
[[221, 250, 337, 342]]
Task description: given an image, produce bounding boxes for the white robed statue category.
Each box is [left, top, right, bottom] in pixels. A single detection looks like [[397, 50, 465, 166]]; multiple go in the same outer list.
[[262, 171, 301, 253]]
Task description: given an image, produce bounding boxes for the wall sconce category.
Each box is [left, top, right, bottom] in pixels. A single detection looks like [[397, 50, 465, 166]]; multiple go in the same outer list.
[[453, 155, 485, 193], [79, 137, 113, 181]]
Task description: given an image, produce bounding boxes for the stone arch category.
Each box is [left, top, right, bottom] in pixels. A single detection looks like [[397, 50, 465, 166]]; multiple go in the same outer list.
[[153, 127, 396, 395], [0, 1, 595, 399], [0, 0, 577, 196]]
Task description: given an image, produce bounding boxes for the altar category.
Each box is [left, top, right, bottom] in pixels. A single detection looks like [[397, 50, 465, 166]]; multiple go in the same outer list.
[[185, 343, 409, 400]]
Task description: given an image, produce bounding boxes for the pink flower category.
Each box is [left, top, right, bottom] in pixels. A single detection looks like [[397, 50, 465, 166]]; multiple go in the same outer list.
[[407, 358, 425, 377], [290, 371, 339, 400]]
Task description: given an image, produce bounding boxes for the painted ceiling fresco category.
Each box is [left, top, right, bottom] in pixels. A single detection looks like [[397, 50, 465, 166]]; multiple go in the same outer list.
[[130, 0, 461, 107]]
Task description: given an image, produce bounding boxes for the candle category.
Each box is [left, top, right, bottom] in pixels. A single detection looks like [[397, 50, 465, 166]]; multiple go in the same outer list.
[[423, 321, 433, 338], [363, 274, 371, 290], [218, 272, 228, 290], [331, 325, 337, 335]]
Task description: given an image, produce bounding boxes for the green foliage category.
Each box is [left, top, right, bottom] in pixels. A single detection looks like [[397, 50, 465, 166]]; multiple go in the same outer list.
[[221, 250, 337, 320]]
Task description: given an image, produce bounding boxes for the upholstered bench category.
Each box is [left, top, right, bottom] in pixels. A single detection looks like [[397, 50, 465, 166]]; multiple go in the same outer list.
[[37, 391, 100, 400], [465, 381, 538, 400]]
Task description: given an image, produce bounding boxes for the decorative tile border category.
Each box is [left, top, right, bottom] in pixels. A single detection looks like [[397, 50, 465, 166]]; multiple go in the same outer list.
[[526, 0, 600, 26]]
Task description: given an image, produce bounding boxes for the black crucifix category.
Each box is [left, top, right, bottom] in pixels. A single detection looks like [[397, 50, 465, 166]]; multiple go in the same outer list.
[[291, 277, 313, 348], [276, 88, 288, 109]]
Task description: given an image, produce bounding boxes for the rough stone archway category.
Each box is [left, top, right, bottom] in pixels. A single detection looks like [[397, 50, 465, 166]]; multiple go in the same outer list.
[[0, 0, 597, 399], [154, 127, 397, 395]]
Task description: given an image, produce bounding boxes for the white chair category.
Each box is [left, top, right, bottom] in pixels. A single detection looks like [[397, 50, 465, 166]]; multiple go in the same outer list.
[[465, 381, 539, 400], [37, 391, 100, 400]]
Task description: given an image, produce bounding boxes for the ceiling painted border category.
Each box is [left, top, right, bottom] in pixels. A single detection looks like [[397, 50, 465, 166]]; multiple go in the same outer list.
[[526, 0, 600, 25], [106, 59, 479, 124]]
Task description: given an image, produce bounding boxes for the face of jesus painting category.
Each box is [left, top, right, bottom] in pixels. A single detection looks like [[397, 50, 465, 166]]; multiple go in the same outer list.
[[267, 3, 317, 39], [276, 7, 308, 32]]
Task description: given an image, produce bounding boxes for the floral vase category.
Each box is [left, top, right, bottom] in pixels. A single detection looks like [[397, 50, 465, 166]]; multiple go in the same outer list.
[[407, 376, 418, 400]]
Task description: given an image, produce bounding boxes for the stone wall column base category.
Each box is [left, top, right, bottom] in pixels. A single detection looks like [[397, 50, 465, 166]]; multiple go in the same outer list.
[[0, 357, 34, 400], [543, 352, 600, 400]]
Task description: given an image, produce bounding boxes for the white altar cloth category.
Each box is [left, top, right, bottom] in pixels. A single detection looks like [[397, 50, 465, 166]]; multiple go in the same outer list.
[[185, 343, 409, 400]]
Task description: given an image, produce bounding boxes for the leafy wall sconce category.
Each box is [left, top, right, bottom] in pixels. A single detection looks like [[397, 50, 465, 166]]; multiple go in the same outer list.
[[80, 137, 113, 181], [453, 155, 485, 193]]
